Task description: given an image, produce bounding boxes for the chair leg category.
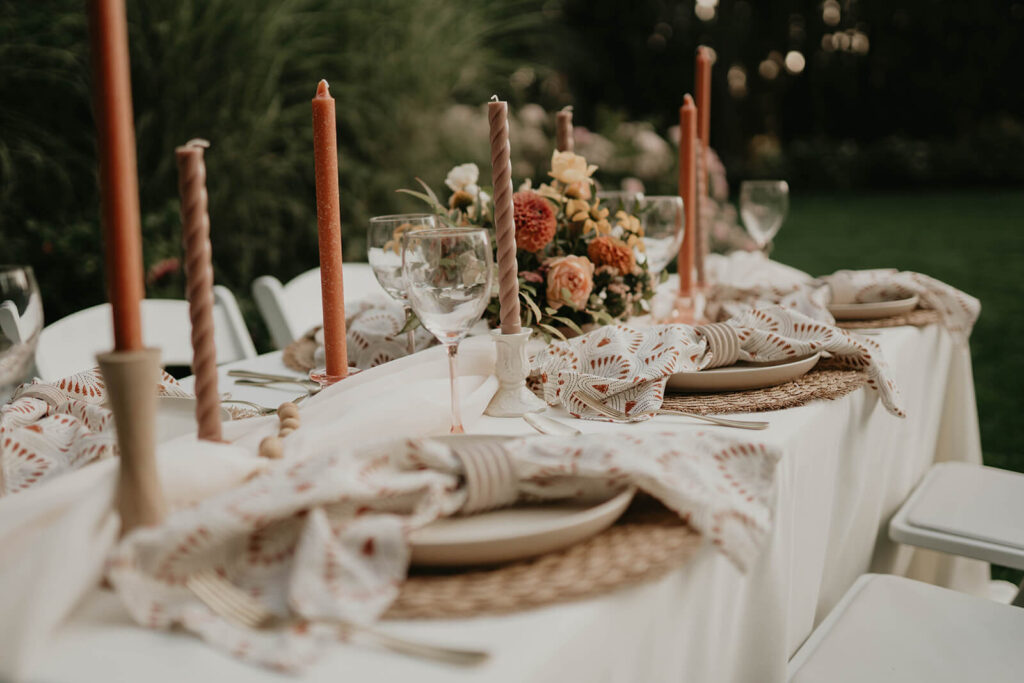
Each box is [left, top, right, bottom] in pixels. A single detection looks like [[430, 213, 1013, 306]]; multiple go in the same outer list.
[[1012, 577, 1024, 608]]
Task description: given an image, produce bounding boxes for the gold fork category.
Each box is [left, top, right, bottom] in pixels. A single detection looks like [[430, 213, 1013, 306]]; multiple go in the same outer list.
[[185, 570, 488, 666], [572, 389, 770, 430]]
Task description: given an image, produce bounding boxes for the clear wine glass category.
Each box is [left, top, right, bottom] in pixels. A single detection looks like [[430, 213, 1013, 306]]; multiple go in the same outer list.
[[638, 195, 685, 277], [597, 190, 644, 214], [739, 180, 789, 252], [402, 228, 493, 434], [367, 213, 437, 354], [0, 266, 44, 400]]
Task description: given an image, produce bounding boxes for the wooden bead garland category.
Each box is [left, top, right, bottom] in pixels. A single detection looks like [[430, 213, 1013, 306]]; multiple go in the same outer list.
[[259, 401, 301, 459]]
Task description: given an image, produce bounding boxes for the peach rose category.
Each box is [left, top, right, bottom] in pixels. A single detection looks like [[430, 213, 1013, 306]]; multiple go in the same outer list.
[[545, 255, 594, 310]]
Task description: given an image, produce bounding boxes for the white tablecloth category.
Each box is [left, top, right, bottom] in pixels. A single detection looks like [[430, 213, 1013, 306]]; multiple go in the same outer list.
[[28, 323, 987, 683]]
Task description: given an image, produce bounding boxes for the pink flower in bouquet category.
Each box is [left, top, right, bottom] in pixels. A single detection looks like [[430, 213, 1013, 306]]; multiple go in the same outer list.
[[521, 270, 543, 284], [546, 255, 594, 310], [513, 190, 557, 252]]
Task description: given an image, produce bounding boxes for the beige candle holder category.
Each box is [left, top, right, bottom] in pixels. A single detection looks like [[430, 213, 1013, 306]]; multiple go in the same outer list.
[[485, 328, 546, 417], [97, 347, 166, 533]]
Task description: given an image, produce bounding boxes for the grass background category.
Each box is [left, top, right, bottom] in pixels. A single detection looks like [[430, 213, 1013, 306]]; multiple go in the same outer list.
[[776, 190, 1024, 586]]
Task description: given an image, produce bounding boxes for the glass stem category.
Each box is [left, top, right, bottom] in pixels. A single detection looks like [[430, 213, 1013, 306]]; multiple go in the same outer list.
[[404, 304, 415, 356], [447, 342, 464, 434]]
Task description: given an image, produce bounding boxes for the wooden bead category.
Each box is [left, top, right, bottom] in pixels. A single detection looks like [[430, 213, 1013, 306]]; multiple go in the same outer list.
[[277, 402, 300, 420], [259, 436, 284, 459], [281, 417, 301, 431], [278, 427, 295, 437]]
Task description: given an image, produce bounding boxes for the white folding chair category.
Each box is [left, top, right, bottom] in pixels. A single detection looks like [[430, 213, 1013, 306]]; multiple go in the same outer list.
[[788, 573, 1024, 682], [35, 285, 257, 381], [252, 263, 384, 348], [0, 292, 44, 344], [890, 461, 1024, 604]]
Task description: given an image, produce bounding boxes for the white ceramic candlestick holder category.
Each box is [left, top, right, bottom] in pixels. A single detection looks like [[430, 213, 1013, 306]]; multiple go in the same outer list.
[[486, 328, 546, 417]]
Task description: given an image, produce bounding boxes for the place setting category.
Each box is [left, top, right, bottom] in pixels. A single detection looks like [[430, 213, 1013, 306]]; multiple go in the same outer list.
[[1, 4, 1006, 683]]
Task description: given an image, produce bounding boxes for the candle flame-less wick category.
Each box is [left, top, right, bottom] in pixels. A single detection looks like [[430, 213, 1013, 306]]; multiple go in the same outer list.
[[683, 94, 695, 108], [560, 105, 573, 113], [490, 94, 499, 102], [316, 79, 330, 97], [184, 138, 210, 150]]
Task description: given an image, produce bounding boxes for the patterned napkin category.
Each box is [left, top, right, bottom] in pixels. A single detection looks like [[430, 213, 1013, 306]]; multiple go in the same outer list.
[[310, 298, 435, 370], [532, 305, 904, 422], [823, 269, 980, 340], [0, 369, 192, 495], [107, 430, 780, 672]]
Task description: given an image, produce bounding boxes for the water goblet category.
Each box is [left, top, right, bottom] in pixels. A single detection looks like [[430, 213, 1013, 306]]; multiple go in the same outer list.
[[0, 266, 43, 400], [367, 213, 438, 354], [637, 195, 685, 277], [597, 190, 644, 214], [402, 228, 494, 434], [739, 180, 789, 252]]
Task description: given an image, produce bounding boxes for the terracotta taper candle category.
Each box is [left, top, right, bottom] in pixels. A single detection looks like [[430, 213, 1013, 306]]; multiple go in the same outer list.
[[694, 46, 712, 289], [175, 138, 222, 442], [312, 79, 349, 380], [695, 46, 712, 148], [88, 0, 144, 351], [556, 106, 574, 153], [488, 96, 522, 335], [678, 95, 697, 298]]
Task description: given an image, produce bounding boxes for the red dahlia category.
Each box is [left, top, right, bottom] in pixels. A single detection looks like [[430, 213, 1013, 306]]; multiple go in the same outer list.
[[512, 191, 557, 252]]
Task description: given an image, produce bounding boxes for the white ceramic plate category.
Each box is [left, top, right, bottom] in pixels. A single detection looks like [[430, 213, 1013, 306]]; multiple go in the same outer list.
[[666, 353, 820, 393], [408, 435, 634, 566], [155, 396, 231, 443], [828, 295, 919, 320]]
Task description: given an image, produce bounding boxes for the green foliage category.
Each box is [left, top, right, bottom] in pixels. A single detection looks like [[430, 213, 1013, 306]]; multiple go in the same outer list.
[[0, 0, 543, 344]]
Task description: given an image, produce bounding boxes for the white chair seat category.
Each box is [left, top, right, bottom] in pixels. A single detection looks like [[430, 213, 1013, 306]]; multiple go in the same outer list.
[[252, 264, 385, 348], [789, 574, 1024, 682], [890, 462, 1024, 571], [35, 286, 256, 381]]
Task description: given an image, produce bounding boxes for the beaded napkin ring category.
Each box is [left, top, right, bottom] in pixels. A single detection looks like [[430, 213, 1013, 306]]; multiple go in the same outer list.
[[258, 402, 301, 459]]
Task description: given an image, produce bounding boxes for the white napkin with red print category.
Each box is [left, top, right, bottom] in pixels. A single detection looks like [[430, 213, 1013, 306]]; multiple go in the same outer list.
[[106, 429, 780, 672], [0, 368, 194, 496], [311, 297, 435, 370], [532, 305, 905, 422]]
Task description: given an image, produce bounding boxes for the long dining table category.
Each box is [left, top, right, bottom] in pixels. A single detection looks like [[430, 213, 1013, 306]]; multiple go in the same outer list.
[[25, 315, 988, 683]]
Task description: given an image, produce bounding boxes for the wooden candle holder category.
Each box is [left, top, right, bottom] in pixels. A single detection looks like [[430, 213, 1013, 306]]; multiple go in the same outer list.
[[97, 347, 166, 533]]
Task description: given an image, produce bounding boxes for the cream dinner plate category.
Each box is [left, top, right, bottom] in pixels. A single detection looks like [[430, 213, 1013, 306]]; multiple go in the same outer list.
[[409, 435, 634, 567], [828, 294, 919, 320], [155, 396, 231, 443], [666, 353, 821, 393]]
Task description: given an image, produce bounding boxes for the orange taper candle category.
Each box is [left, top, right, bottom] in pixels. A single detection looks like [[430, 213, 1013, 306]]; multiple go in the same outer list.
[[175, 139, 221, 442], [694, 46, 712, 288], [678, 95, 697, 297], [311, 79, 348, 379], [488, 96, 522, 335], [695, 46, 712, 148], [88, 0, 144, 351], [556, 106, 574, 153]]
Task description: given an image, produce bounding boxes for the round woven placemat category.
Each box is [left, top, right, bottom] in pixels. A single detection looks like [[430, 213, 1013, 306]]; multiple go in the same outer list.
[[662, 360, 868, 416], [385, 496, 700, 620], [283, 328, 318, 374], [836, 308, 941, 330]]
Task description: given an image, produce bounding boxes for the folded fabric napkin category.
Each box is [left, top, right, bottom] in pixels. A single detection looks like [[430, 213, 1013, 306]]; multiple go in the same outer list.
[[310, 297, 435, 370], [822, 268, 980, 340], [107, 429, 780, 671], [0, 368, 194, 495], [532, 305, 905, 422]]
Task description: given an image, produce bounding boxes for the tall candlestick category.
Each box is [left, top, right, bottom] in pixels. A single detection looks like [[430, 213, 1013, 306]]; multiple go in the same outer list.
[[678, 95, 697, 298], [556, 106, 574, 153], [175, 139, 221, 442], [695, 46, 712, 148], [488, 96, 522, 335], [311, 79, 349, 379], [88, 0, 144, 351], [694, 46, 713, 288]]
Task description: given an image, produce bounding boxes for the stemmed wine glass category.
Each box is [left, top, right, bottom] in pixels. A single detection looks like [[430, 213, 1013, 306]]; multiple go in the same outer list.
[[739, 180, 789, 252], [637, 195, 685, 277], [402, 228, 493, 434], [597, 190, 644, 214], [367, 213, 438, 354], [0, 266, 43, 400]]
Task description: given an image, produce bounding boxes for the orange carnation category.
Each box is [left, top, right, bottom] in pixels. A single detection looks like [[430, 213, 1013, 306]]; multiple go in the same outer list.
[[587, 235, 636, 274], [513, 190, 557, 252]]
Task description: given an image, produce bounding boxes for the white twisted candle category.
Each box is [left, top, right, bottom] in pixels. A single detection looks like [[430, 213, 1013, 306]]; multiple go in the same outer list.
[[175, 138, 222, 442], [488, 97, 522, 335]]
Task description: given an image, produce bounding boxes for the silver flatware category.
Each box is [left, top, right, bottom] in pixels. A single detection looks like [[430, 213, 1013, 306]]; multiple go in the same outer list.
[[572, 389, 769, 430], [523, 412, 581, 436], [186, 570, 488, 666], [227, 369, 318, 387], [220, 393, 310, 415]]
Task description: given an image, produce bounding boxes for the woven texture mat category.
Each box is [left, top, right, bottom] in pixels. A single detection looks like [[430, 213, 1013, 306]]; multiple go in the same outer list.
[[385, 496, 700, 620], [283, 329, 318, 374], [662, 360, 868, 416], [836, 308, 940, 330]]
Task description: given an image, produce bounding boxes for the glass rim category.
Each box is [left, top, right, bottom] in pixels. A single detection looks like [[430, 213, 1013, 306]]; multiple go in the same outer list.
[[369, 212, 438, 223], [639, 194, 683, 202], [403, 226, 489, 238], [0, 265, 35, 277], [740, 180, 789, 188]]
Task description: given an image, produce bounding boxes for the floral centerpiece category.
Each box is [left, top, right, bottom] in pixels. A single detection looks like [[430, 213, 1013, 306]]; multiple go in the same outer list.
[[400, 150, 659, 339]]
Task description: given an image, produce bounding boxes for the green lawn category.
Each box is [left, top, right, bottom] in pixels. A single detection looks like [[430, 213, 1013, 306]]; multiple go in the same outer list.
[[774, 190, 1024, 584]]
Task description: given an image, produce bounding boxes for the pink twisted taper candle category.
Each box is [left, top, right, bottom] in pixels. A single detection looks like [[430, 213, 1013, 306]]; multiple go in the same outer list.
[[488, 96, 522, 335], [555, 106, 574, 153], [175, 138, 222, 442]]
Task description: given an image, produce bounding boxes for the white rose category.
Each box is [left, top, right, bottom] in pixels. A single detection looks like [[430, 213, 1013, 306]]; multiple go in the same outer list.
[[445, 163, 480, 193]]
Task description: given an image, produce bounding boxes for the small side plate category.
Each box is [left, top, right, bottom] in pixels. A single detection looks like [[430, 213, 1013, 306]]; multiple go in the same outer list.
[[666, 353, 820, 393], [828, 295, 919, 320], [155, 396, 231, 443]]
